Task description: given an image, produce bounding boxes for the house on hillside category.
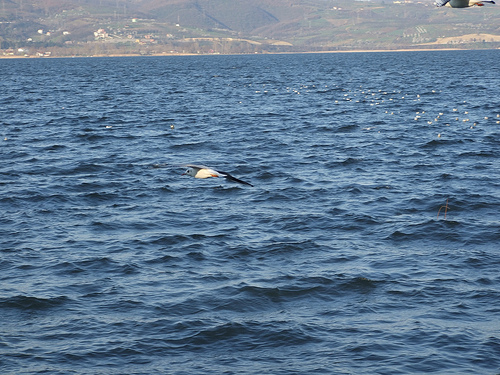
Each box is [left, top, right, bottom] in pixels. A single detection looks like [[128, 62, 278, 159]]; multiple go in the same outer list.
[[94, 29, 109, 40]]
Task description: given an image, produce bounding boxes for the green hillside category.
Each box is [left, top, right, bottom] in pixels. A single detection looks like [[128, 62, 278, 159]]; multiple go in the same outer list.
[[1, 0, 499, 56]]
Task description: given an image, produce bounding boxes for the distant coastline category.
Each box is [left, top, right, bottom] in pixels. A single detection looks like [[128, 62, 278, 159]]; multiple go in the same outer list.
[[2, 0, 499, 63]]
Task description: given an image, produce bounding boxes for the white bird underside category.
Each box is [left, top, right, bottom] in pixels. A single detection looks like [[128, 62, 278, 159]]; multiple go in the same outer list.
[[180, 164, 253, 187], [435, 0, 495, 7]]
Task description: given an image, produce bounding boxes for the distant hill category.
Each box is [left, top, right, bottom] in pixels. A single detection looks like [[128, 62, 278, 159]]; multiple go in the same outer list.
[[1, 0, 499, 56]]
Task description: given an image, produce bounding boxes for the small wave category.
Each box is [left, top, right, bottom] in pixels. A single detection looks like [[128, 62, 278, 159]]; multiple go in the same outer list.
[[1, 192, 73, 206], [458, 150, 496, 158], [257, 239, 322, 254], [76, 132, 106, 142], [420, 138, 473, 150], [42, 144, 68, 152], [254, 112, 285, 118], [336, 124, 358, 133], [83, 191, 120, 204], [0, 295, 70, 310], [181, 321, 318, 350], [149, 234, 195, 246], [50, 261, 85, 275], [339, 277, 378, 293], [144, 254, 180, 264], [386, 219, 465, 243], [341, 157, 364, 166], [65, 162, 109, 175], [239, 284, 320, 302], [74, 257, 124, 272]]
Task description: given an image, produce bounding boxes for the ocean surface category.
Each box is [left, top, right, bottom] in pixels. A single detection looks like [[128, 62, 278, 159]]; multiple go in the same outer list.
[[1, 50, 499, 374]]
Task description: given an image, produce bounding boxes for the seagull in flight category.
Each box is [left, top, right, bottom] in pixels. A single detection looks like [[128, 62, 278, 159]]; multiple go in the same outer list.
[[181, 164, 254, 187], [435, 0, 495, 7]]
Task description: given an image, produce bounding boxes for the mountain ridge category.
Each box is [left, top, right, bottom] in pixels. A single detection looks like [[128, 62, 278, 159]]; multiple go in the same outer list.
[[1, 0, 499, 56]]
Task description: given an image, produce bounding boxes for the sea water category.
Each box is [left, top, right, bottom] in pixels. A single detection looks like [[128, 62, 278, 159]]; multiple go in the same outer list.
[[1, 50, 499, 374]]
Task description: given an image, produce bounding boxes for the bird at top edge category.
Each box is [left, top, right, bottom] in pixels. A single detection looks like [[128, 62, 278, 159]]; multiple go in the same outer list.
[[435, 0, 495, 8]]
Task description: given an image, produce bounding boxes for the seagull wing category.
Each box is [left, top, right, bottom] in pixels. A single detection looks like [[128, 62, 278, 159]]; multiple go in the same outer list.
[[435, 0, 451, 6], [179, 164, 211, 170], [150, 163, 209, 170], [218, 171, 254, 187]]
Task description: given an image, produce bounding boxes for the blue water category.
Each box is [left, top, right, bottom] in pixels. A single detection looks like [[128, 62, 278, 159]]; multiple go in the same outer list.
[[1, 50, 500, 374]]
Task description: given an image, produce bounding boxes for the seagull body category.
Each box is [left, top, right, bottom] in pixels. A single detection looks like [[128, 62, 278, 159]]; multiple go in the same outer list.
[[435, 0, 495, 7], [181, 164, 253, 187]]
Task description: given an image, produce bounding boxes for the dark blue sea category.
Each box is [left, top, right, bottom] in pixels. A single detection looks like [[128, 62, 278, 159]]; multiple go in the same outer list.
[[1, 50, 500, 374]]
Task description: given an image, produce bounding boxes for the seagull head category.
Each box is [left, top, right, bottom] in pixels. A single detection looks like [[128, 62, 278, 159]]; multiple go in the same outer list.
[[182, 167, 196, 177]]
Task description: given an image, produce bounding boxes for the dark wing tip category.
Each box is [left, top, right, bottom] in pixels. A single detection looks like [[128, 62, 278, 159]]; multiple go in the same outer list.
[[221, 172, 254, 187]]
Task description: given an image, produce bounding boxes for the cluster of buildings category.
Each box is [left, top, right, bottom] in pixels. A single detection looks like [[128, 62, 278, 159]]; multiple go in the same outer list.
[[2, 48, 51, 57], [93, 27, 162, 45]]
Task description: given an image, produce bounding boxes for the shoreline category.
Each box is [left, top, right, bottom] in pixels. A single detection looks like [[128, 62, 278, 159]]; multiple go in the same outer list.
[[1, 47, 498, 59]]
